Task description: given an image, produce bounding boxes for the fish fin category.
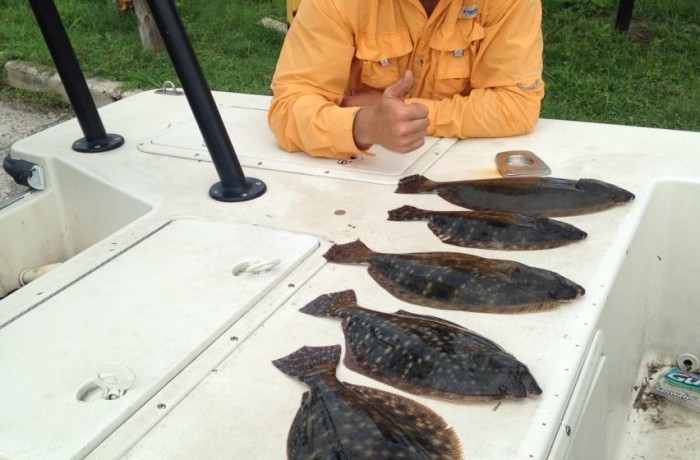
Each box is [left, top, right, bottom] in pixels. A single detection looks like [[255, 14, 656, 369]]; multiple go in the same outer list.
[[387, 205, 426, 221], [323, 240, 374, 264], [427, 222, 502, 249], [478, 301, 569, 313], [272, 345, 341, 380], [287, 392, 311, 458], [347, 383, 464, 460], [425, 221, 508, 250], [299, 290, 358, 318], [393, 309, 469, 331], [426, 221, 462, 246], [392, 309, 509, 354], [341, 343, 367, 377], [395, 174, 441, 194]]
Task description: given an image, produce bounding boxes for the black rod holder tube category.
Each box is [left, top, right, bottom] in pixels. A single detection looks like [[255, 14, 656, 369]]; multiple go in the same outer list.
[[145, 0, 266, 202], [27, 0, 124, 153], [615, 0, 635, 31]]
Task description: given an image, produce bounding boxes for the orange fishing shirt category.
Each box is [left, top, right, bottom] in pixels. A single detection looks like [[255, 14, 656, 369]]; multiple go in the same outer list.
[[269, 0, 545, 159]]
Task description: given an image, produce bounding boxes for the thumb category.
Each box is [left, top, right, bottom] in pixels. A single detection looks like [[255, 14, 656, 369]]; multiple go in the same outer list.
[[383, 71, 414, 100]]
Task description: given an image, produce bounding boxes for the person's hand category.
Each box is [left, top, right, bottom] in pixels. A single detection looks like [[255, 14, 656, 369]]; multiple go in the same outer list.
[[352, 71, 429, 153]]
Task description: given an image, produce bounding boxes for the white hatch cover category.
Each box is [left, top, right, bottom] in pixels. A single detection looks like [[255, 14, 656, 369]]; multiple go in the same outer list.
[[137, 103, 456, 184], [0, 219, 318, 460]]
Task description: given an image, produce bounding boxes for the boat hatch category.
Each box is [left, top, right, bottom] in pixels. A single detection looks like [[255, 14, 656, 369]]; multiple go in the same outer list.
[[137, 101, 456, 184], [0, 218, 319, 459]]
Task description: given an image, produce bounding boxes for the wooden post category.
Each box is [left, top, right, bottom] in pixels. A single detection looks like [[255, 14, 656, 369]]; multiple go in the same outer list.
[[133, 0, 165, 52]]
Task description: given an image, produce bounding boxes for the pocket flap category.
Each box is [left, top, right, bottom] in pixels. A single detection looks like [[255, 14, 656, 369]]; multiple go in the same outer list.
[[429, 20, 484, 51], [356, 28, 413, 61]]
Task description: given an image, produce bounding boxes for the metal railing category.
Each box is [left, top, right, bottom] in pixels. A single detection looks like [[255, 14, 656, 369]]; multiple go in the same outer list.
[[28, 0, 124, 153], [27, 0, 266, 202]]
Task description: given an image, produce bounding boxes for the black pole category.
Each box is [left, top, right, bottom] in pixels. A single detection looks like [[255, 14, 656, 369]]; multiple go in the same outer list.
[[615, 0, 635, 32], [27, 0, 124, 153], [145, 0, 266, 202]]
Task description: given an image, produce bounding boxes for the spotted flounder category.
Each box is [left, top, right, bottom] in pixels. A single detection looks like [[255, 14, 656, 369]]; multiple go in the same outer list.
[[388, 205, 587, 250], [272, 345, 463, 460], [323, 240, 585, 313], [301, 290, 542, 401], [395, 175, 635, 217]]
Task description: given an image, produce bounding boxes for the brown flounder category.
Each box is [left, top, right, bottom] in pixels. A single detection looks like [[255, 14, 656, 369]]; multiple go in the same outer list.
[[388, 205, 587, 250], [322, 240, 585, 313], [300, 290, 542, 401], [395, 175, 635, 217], [272, 345, 463, 460]]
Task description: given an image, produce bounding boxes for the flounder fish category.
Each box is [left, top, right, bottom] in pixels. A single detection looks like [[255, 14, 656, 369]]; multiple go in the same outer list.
[[272, 345, 463, 460], [300, 290, 542, 401], [388, 205, 587, 250], [395, 175, 635, 217], [323, 240, 585, 313]]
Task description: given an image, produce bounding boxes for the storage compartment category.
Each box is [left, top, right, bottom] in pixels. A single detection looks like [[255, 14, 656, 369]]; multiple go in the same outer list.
[[0, 218, 319, 459], [137, 101, 456, 184], [0, 158, 152, 297], [551, 180, 700, 459]]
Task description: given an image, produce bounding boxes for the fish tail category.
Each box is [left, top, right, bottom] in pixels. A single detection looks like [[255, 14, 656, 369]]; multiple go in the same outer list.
[[299, 290, 359, 318], [323, 240, 374, 264], [387, 205, 428, 222], [395, 174, 441, 194], [272, 345, 341, 380]]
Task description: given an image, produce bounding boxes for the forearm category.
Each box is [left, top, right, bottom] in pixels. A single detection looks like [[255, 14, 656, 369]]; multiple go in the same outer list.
[[268, 0, 364, 159], [269, 89, 365, 159], [408, 82, 544, 139]]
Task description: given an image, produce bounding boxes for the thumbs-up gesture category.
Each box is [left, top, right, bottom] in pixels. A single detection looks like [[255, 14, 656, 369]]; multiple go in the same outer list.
[[352, 71, 430, 153]]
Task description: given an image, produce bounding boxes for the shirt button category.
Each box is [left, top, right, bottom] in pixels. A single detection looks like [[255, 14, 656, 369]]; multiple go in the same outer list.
[[416, 58, 424, 67]]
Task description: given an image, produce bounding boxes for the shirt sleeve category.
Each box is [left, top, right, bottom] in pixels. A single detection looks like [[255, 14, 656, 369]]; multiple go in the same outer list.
[[268, 0, 367, 159], [407, 0, 545, 139]]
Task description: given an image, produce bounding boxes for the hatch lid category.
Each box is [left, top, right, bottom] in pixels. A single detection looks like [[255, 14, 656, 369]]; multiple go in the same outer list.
[[137, 102, 456, 184], [0, 218, 318, 460]]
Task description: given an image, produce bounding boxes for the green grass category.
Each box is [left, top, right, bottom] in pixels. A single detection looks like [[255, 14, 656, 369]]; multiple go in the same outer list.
[[0, 0, 287, 94], [541, 0, 700, 130], [0, 0, 698, 131]]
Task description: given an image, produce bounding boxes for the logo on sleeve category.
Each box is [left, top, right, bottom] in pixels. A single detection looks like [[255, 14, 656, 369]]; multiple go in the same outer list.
[[517, 79, 542, 91]]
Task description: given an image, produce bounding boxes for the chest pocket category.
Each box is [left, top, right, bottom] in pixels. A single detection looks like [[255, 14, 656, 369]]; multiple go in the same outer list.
[[356, 28, 413, 90], [429, 20, 484, 98]]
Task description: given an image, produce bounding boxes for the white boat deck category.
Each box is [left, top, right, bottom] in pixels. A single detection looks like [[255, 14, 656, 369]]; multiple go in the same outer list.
[[1, 90, 698, 459]]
